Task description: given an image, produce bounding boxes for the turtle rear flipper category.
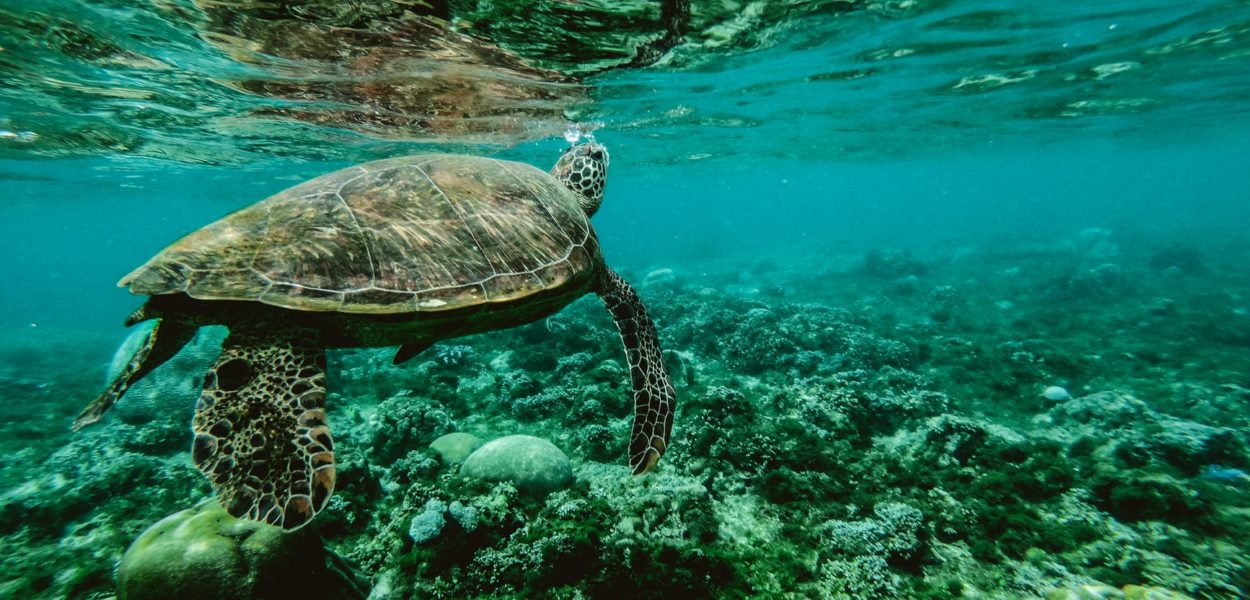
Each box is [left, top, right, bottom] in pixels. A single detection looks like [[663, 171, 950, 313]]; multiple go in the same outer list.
[[73, 317, 195, 430], [192, 325, 334, 531], [595, 268, 676, 475]]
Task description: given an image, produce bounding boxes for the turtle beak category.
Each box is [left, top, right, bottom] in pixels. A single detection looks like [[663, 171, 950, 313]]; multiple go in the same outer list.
[[553, 142, 608, 217], [585, 143, 609, 168]]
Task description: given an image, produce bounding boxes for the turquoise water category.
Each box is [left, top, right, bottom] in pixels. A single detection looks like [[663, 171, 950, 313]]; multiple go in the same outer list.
[[2, 1, 1250, 598]]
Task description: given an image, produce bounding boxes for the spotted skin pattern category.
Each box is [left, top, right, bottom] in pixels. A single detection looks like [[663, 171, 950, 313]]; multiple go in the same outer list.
[[595, 268, 675, 474], [552, 142, 608, 217], [191, 325, 333, 531]]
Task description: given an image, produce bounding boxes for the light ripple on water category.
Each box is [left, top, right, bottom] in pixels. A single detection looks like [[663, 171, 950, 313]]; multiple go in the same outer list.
[[0, 0, 1247, 165]]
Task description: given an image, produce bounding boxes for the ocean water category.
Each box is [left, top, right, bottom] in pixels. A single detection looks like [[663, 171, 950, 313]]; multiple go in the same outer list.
[[2, 0, 1250, 598]]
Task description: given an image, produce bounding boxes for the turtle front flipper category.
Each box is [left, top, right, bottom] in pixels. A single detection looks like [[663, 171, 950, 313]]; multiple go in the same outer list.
[[73, 317, 195, 430], [192, 324, 334, 531], [594, 268, 676, 475]]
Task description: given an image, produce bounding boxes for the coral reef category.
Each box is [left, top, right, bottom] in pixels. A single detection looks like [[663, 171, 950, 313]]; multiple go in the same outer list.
[[3, 228, 1249, 598]]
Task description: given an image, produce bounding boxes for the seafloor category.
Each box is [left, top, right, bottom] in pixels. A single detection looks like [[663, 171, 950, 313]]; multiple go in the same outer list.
[[2, 228, 1248, 599]]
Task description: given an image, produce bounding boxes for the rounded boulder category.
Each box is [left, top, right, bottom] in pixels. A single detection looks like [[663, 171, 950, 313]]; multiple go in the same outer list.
[[459, 435, 573, 496], [117, 501, 366, 600], [429, 432, 484, 465]]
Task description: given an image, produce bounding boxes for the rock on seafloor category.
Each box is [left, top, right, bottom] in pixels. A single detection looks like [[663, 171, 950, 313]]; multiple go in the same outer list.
[[459, 434, 573, 497], [1045, 584, 1196, 600], [1042, 385, 1072, 402], [116, 501, 368, 600], [428, 432, 484, 465]]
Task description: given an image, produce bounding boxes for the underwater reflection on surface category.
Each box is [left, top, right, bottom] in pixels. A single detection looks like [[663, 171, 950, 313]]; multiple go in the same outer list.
[[3, 0, 1249, 165]]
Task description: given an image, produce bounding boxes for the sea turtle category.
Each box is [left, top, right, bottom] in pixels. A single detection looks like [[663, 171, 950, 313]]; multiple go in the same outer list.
[[74, 142, 675, 530]]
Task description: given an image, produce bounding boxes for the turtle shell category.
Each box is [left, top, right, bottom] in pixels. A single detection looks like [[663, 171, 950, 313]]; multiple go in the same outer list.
[[121, 155, 600, 314]]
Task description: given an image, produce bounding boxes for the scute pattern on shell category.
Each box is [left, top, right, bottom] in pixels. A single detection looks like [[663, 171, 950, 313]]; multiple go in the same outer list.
[[121, 155, 599, 314]]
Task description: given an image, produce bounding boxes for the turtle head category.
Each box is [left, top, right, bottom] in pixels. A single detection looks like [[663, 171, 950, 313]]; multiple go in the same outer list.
[[552, 142, 609, 217]]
